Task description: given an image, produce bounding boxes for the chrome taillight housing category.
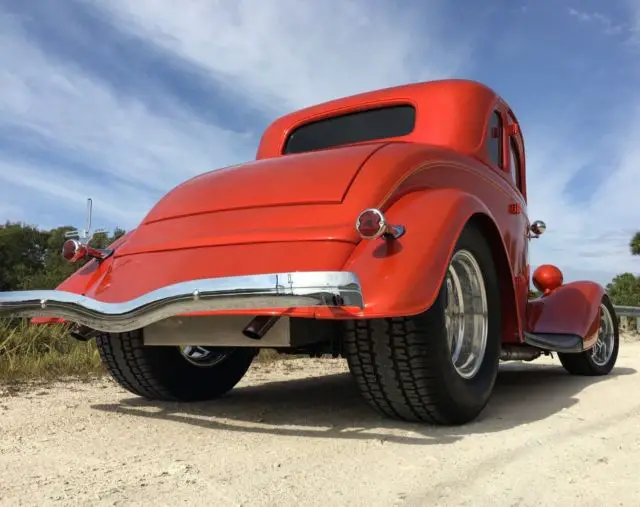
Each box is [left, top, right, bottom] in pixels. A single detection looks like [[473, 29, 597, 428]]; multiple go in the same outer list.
[[62, 239, 88, 263], [60, 198, 114, 264], [61, 239, 113, 264], [355, 208, 405, 240]]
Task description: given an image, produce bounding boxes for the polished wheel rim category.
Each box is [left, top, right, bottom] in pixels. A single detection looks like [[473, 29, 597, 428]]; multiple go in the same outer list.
[[591, 304, 615, 367], [444, 249, 489, 379], [179, 346, 230, 367]]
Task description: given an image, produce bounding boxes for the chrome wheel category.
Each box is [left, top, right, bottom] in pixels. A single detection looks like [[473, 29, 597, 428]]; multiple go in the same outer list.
[[444, 249, 489, 379], [591, 303, 615, 367], [179, 346, 230, 367]]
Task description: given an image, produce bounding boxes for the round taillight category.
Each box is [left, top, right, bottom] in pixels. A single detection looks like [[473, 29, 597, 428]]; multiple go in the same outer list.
[[62, 239, 86, 263], [356, 208, 386, 239]]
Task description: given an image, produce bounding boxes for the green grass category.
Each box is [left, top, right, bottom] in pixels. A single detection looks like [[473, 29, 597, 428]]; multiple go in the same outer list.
[[0, 319, 294, 384]]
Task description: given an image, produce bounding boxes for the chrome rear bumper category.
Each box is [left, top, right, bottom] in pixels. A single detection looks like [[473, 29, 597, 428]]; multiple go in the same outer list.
[[0, 271, 364, 333]]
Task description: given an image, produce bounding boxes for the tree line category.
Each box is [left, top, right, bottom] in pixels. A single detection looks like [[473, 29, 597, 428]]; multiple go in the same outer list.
[[1, 221, 639, 305], [0, 221, 125, 292], [605, 232, 640, 306]]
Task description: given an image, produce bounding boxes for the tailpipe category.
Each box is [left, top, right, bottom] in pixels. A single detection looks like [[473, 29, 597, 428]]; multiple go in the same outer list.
[[242, 315, 280, 340], [499, 345, 542, 362], [69, 324, 100, 342]]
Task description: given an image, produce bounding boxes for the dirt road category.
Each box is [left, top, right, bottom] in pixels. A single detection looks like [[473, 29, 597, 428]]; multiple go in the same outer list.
[[2, 339, 640, 507]]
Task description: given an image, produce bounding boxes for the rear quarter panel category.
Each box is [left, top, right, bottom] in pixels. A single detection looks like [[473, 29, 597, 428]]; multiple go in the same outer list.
[[338, 143, 528, 342]]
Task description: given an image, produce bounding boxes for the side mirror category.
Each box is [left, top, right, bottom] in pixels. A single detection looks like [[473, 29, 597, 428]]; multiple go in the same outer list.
[[529, 220, 546, 239]]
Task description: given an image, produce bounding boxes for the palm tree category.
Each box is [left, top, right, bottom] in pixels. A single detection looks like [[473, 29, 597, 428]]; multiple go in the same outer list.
[[631, 232, 640, 256]]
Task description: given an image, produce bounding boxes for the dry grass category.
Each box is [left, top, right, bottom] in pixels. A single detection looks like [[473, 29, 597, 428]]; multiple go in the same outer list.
[[0, 319, 294, 384], [2, 317, 635, 385], [0, 319, 104, 383]]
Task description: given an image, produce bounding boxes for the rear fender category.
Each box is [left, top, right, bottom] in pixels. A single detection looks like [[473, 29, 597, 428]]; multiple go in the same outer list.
[[31, 230, 134, 325], [526, 281, 605, 348], [341, 188, 520, 339]]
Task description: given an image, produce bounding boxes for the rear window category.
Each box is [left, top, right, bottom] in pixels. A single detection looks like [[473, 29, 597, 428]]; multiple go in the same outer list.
[[283, 104, 416, 154]]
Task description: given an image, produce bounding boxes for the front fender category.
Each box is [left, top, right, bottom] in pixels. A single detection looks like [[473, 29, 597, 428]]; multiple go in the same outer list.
[[342, 188, 507, 318], [526, 281, 605, 347]]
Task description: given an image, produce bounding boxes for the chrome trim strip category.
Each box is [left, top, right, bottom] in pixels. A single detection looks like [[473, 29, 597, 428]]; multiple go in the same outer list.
[[0, 271, 364, 333]]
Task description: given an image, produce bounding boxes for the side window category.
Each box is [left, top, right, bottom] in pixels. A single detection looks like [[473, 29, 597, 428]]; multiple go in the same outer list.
[[509, 137, 522, 192], [487, 111, 503, 168]]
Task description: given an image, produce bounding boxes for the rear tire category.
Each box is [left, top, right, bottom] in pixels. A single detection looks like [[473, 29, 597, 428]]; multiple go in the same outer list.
[[343, 222, 502, 425], [558, 295, 619, 376], [95, 329, 257, 401]]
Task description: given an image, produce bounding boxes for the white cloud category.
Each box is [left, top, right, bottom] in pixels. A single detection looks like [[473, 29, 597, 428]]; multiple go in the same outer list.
[[0, 14, 253, 228], [568, 8, 625, 35], [0, 0, 465, 231], [0, 0, 637, 287], [85, 0, 640, 285], [526, 99, 640, 283], [0, 202, 24, 224], [94, 0, 467, 111], [521, 5, 640, 282], [0, 159, 148, 227]]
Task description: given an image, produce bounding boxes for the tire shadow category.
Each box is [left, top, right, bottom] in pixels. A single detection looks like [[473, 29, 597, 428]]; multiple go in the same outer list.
[[91, 362, 636, 446]]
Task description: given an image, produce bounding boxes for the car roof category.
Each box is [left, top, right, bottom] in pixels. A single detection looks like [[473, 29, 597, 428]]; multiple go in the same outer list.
[[256, 79, 507, 162]]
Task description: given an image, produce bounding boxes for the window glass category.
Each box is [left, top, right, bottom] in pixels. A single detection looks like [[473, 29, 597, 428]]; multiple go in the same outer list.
[[283, 105, 416, 154], [487, 111, 503, 167], [509, 137, 522, 191]]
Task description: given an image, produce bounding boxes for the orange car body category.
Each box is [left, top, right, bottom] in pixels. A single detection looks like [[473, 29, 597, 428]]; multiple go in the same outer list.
[[30, 79, 603, 349]]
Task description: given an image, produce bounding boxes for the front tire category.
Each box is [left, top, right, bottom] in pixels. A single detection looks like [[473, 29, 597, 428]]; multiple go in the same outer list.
[[95, 329, 257, 401], [558, 295, 619, 376], [343, 222, 502, 425]]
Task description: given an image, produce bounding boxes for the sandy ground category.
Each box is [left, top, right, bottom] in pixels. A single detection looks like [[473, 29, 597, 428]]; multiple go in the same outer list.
[[2, 337, 640, 507]]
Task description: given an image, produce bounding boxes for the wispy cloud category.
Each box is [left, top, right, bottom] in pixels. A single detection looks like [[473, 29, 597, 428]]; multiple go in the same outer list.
[[0, 5, 256, 228], [0, 0, 638, 286], [0, 0, 466, 230], [517, 4, 640, 281], [95, 0, 468, 111], [568, 7, 626, 36], [526, 88, 640, 281]]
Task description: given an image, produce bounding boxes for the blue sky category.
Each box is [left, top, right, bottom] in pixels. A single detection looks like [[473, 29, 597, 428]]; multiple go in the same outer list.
[[0, 0, 638, 286]]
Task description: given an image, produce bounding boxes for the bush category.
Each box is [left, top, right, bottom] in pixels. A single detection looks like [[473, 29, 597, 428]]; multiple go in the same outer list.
[[606, 273, 640, 306]]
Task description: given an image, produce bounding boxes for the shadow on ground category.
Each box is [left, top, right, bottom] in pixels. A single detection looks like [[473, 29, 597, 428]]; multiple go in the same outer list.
[[91, 362, 636, 446]]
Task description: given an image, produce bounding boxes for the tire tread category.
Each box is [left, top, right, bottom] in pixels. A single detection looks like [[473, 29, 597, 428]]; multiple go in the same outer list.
[[344, 317, 452, 424], [95, 330, 255, 401], [343, 221, 501, 426], [96, 331, 175, 400]]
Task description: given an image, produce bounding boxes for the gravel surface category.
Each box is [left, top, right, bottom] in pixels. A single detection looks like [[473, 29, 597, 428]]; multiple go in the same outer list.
[[2, 338, 640, 507]]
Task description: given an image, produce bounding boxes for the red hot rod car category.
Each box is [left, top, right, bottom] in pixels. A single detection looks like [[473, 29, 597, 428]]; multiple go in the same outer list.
[[0, 79, 619, 425]]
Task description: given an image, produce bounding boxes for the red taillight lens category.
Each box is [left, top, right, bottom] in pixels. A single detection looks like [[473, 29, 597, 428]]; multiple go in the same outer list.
[[356, 208, 386, 239], [62, 239, 86, 263], [62, 239, 78, 260]]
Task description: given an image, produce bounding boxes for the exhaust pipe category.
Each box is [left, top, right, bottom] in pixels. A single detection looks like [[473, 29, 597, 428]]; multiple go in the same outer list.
[[242, 315, 280, 340], [69, 324, 99, 342], [499, 345, 542, 362]]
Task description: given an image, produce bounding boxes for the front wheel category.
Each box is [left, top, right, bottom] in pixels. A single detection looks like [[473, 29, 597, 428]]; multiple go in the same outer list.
[[558, 295, 619, 376], [343, 222, 502, 425], [95, 329, 257, 401]]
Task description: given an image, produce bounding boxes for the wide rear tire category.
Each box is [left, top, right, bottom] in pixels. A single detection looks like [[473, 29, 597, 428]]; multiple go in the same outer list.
[[343, 222, 502, 425], [95, 329, 257, 401], [558, 295, 619, 376]]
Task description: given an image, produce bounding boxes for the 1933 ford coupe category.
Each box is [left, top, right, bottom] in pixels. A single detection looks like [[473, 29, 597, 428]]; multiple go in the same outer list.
[[0, 79, 619, 425]]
